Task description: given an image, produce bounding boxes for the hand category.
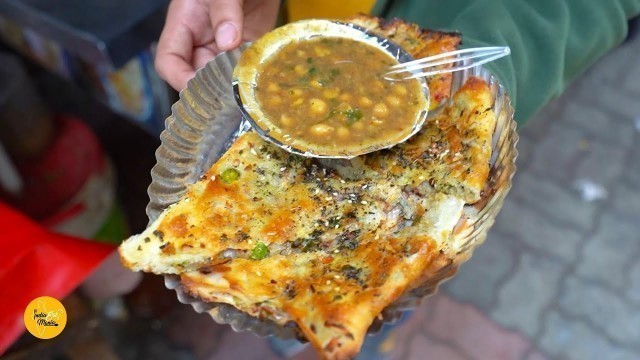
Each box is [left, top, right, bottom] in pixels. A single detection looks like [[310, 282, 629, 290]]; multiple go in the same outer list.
[[155, 0, 281, 91]]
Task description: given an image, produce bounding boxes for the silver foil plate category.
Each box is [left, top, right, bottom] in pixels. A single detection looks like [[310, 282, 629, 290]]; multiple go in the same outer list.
[[147, 45, 518, 339]]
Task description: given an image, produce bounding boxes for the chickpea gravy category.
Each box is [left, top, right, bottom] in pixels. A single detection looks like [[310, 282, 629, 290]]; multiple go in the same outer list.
[[254, 37, 426, 151]]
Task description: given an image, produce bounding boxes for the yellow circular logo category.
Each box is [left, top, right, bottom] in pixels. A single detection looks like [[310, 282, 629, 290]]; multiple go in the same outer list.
[[23, 296, 67, 339]]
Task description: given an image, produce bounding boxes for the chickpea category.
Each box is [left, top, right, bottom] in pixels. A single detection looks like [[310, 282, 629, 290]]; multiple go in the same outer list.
[[289, 89, 303, 97], [373, 80, 385, 89], [310, 80, 323, 89], [294, 65, 306, 75], [359, 96, 373, 107], [386, 95, 402, 107], [314, 46, 330, 57], [373, 103, 389, 117], [292, 98, 304, 106], [310, 123, 335, 136], [338, 93, 353, 102], [280, 114, 293, 127], [296, 50, 307, 58], [372, 118, 385, 126], [323, 88, 340, 99], [351, 122, 365, 131], [269, 96, 282, 106], [309, 98, 328, 114], [392, 84, 408, 95], [267, 83, 280, 92], [336, 127, 350, 138]]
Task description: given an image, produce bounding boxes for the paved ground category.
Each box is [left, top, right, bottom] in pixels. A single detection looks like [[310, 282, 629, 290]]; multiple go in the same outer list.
[[431, 31, 640, 360], [186, 25, 640, 360]]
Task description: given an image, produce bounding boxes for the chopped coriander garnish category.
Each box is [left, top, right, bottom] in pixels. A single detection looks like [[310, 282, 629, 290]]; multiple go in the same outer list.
[[336, 230, 361, 250], [341, 264, 362, 280], [302, 237, 320, 252], [308, 66, 317, 76], [345, 108, 363, 120], [250, 242, 269, 260], [307, 57, 313, 64], [344, 108, 363, 125], [292, 236, 321, 252], [292, 229, 323, 252], [220, 168, 240, 183]]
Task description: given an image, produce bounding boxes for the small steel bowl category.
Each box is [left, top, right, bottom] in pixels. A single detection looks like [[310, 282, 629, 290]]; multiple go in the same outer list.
[[232, 19, 430, 159]]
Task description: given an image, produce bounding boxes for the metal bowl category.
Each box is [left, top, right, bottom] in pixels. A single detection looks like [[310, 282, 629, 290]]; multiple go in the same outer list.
[[147, 44, 517, 339], [232, 19, 430, 159]]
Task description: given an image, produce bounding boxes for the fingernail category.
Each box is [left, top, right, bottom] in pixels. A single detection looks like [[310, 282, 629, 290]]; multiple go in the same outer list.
[[216, 22, 238, 49]]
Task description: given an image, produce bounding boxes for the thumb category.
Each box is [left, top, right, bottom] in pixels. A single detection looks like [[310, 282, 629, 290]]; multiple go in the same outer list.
[[208, 0, 244, 51]]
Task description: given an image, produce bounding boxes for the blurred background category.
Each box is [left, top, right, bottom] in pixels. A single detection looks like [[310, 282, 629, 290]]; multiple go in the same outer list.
[[1, 1, 639, 359]]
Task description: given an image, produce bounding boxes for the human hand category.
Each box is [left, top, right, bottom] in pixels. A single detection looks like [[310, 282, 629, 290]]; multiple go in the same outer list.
[[155, 0, 281, 91]]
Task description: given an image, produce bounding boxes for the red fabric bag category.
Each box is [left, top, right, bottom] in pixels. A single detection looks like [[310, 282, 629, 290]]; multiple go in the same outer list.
[[0, 202, 113, 354]]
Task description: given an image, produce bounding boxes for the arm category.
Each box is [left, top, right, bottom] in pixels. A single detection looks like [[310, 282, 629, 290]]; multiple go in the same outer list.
[[382, 0, 640, 124]]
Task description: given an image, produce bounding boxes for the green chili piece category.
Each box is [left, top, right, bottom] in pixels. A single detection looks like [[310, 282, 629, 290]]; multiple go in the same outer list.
[[221, 168, 241, 183], [250, 242, 269, 260]]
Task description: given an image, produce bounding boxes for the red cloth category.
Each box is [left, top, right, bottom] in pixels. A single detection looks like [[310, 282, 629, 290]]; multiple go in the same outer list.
[[2, 115, 105, 220], [0, 202, 113, 354]]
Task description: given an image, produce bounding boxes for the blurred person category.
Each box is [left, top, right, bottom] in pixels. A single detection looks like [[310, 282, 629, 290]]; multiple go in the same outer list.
[[154, 0, 640, 358]]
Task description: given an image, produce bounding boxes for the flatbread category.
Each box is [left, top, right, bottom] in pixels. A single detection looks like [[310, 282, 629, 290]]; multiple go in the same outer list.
[[119, 76, 495, 359]]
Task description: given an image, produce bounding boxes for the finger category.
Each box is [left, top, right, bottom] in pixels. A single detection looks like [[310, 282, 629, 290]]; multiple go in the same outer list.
[[155, 31, 196, 90], [155, 0, 198, 90], [192, 45, 220, 70], [243, 0, 281, 41], [208, 0, 244, 51]]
